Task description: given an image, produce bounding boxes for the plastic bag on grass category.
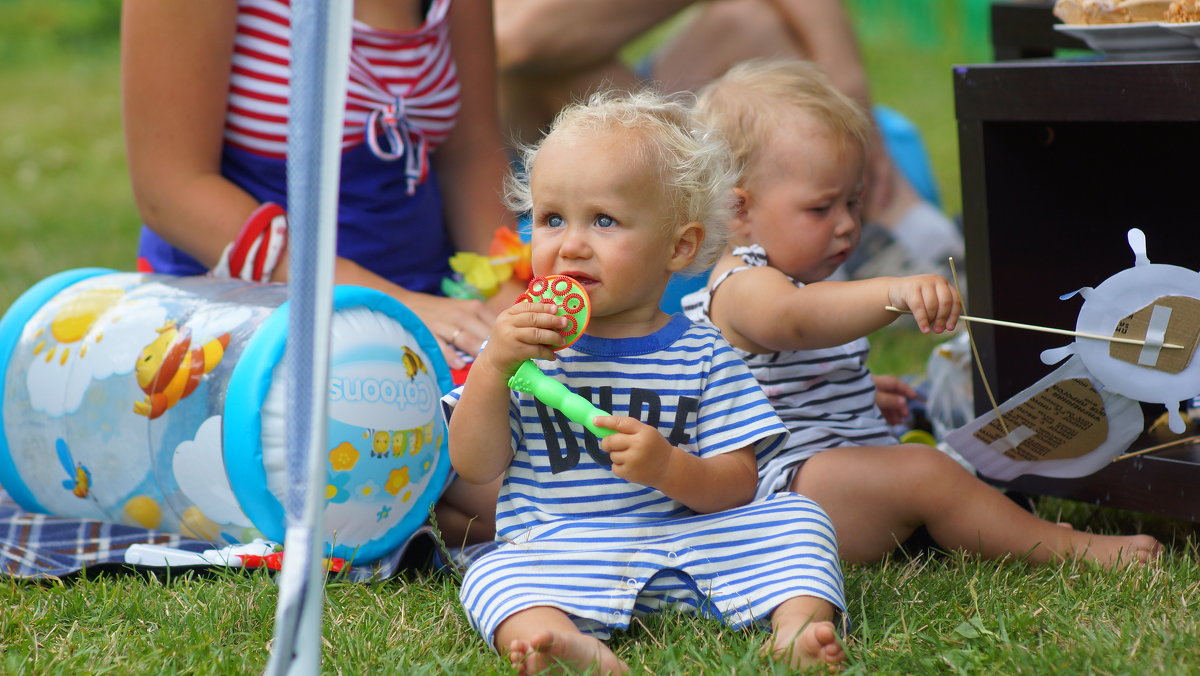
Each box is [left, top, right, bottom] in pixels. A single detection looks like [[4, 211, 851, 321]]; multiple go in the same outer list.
[[925, 333, 976, 472]]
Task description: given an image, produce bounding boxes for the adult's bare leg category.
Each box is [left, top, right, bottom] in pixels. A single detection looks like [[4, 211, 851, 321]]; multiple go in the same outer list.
[[500, 61, 641, 147], [652, 0, 806, 93]]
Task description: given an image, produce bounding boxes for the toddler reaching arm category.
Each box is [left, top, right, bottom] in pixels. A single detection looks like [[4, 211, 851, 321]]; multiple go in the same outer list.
[[710, 264, 960, 355]]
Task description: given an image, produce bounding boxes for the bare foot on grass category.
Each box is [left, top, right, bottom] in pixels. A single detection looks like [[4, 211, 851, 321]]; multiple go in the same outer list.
[[509, 631, 628, 675], [767, 619, 845, 671], [1065, 532, 1162, 567]]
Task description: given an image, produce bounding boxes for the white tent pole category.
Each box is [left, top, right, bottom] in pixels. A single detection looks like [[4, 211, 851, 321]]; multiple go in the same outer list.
[[264, 2, 353, 675]]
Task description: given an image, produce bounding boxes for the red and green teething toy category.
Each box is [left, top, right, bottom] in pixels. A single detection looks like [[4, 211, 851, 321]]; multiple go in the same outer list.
[[508, 275, 612, 437], [514, 274, 591, 350]]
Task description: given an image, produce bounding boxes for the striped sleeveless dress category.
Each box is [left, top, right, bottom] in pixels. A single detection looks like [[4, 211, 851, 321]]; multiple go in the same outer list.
[[683, 245, 898, 497]]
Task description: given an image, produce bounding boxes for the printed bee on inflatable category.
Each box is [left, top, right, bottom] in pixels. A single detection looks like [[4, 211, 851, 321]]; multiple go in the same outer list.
[[401, 345, 427, 380], [369, 429, 391, 458], [56, 438, 91, 499]]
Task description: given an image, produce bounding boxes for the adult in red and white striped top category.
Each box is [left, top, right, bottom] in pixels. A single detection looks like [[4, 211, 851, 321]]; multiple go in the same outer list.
[[122, 0, 510, 552], [123, 0, 516, 375]]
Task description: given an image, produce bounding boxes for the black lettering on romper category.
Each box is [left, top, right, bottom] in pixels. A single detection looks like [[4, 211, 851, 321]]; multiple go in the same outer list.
[[536, 399, 580, 472], [667, 396, 700, 447], [542, 387, 702, 473]]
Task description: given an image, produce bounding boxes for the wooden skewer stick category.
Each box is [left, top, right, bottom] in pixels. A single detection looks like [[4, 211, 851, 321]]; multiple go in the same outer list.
[[1111, 434, 1200, 462], [883, 306, 1185, 350]]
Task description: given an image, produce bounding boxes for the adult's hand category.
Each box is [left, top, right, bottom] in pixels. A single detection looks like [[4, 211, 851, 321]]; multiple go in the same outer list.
[[396, 291, 495, 370], [315, 256, 495, 371]]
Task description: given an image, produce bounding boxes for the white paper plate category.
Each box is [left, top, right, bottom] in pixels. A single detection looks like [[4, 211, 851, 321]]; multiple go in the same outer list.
[[1159, 20, 1200, 45], [1054, 22, 1199, 55]]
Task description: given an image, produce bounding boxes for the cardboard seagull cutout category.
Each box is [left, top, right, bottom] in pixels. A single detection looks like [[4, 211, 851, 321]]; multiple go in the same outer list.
[[947, 229, 1200, 480]]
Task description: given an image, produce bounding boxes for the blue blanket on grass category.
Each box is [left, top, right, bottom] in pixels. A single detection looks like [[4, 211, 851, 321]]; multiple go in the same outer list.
[[0, 488, 455, 581]]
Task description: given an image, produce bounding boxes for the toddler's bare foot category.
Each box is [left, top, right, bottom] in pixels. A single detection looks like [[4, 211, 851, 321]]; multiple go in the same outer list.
[[1069, 533, 1162, 567], [767, 619, 845, 671], [509, 631, 628, 675]]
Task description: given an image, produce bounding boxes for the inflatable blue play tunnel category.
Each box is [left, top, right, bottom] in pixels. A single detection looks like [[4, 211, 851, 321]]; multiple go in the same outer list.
[[0, 270, 451, 563]]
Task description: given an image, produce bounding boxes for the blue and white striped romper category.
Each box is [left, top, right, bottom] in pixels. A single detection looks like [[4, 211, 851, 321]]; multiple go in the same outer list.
[[443, 314, 845, 647], [682, 245, 898, 498]]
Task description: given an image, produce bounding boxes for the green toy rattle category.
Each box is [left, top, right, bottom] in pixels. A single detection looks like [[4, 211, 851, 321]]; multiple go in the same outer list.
[[507, 275, 614, 438]]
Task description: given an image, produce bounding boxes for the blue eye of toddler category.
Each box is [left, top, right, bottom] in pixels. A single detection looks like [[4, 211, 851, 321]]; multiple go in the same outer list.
[[596, 215, 614, 228], [547, 215, 564, 228]]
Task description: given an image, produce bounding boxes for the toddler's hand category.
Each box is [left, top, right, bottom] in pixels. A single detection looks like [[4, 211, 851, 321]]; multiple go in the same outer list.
[[480, 301, 567, 376], [595, 416, 673, 488], [889, 274, 961, 334], [873, 374, 917, 425]]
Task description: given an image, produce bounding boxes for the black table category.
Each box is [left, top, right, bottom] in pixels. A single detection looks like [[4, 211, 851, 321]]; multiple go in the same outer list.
[[990, 1, 1082, 60], [954, 56, 1200, 521]]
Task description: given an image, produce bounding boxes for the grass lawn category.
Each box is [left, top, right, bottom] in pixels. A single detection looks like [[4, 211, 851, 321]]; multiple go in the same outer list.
[[2, 3, 1199, 674]]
